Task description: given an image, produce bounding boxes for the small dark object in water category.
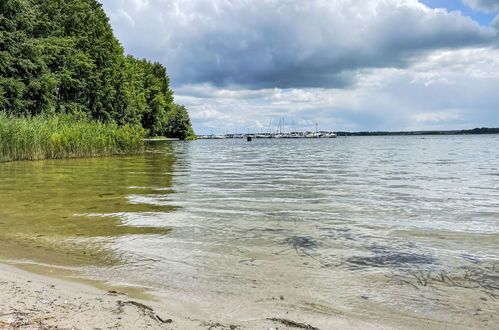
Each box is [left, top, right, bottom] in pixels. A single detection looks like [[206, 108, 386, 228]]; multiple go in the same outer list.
[[268, 318, 319, 330], [247, 136, 252, 142], [282, 236, 333, 266], [284, 236, 317, 250]]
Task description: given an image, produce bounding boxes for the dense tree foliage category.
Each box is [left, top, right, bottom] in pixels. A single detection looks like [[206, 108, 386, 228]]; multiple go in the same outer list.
[[0, 0, 193, 139]]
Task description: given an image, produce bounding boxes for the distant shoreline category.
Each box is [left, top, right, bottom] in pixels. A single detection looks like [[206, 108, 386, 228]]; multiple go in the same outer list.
[[335, 127, 499, 136], [198, 127, 499, 139]]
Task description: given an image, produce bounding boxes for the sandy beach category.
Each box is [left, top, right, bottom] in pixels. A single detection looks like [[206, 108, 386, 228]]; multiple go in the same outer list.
[[0, 263, 395, 330]]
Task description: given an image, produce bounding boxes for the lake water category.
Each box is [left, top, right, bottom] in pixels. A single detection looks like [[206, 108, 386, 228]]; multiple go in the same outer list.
[[0, 136, 498, 328]]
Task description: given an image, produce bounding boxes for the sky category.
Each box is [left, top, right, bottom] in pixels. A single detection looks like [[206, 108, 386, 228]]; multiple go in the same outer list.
[[100, 0, 499, 134]]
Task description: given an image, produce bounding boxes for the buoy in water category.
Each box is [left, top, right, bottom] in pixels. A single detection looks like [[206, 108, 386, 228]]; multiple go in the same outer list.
[[247, 136, 252, 142]]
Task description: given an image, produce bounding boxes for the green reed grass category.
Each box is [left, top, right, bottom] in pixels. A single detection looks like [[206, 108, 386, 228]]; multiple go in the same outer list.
[[0, 113, 146, 162]]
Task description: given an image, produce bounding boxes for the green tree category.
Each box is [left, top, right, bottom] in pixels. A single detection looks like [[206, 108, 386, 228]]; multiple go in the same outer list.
[[0, 0, 194, 139]]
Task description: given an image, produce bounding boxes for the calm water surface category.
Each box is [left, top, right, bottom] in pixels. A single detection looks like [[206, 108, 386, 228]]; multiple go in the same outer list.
[[0, 136, 498, 327]]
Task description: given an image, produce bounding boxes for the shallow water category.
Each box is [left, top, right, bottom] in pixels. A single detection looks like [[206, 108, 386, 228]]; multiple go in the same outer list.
[[1, 136, 498, 327]]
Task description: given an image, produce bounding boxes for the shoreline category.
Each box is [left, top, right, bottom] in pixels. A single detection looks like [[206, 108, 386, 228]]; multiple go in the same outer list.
[[0, 262, 197, 329], [0, 262, 389, 330]]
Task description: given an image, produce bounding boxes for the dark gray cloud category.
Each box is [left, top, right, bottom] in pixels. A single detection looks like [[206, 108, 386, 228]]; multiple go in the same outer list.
[[101, 0, 496, 89], [493, 14, 499, 30], [463, 0, 499, 12], [174, 46, 499, 134]]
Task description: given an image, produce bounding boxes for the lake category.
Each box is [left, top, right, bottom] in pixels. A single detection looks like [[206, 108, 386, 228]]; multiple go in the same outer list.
[[0, 135, 498, 328]]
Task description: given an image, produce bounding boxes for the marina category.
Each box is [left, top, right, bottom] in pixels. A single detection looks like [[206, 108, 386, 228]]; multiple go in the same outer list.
[[198, 131, 338, 139]]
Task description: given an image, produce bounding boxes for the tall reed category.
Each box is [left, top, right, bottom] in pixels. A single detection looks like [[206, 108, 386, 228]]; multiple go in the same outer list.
[[0, 113, 146, 162]]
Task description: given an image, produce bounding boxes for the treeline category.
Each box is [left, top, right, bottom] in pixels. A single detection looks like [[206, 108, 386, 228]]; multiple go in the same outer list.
[[462, 127, 499, 134], [336, 127, 499, 136], [0, 0, 194, 140]]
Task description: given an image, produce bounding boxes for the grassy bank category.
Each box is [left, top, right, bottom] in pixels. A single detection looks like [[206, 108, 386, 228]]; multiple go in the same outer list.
[[0, 113, 146, 162]]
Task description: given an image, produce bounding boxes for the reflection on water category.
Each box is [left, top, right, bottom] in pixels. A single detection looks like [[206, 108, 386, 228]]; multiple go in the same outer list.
[[0, 136, 498, 327], [0, 143, 176, 265]]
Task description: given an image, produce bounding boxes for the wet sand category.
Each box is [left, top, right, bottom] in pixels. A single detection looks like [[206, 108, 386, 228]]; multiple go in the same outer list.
[[0, 263, 392, 330]]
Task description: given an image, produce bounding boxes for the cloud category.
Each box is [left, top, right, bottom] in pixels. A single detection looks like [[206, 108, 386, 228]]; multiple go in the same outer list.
[[493, 14, 499, 31], [413, 111, 462, 123], [99, 1, 499, 133], [101, 0, 496, 89], [463, 0, 499, 13], [175, 47, 499, 133]]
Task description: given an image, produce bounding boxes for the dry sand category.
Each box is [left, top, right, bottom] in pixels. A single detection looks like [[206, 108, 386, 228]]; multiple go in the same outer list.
[[0, 263, 392, 330]]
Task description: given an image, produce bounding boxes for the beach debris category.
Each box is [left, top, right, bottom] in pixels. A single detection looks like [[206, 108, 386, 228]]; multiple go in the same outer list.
[[116, 300, 173, 325], [268, 317, 319, 330], [0, 311, 55, 329], [155, 315, 173, 324], [202, 321, 239, 329], [121, 300, 154, 311]]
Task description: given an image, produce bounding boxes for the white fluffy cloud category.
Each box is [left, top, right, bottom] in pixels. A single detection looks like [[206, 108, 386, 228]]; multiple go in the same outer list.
[[463, 0, 499, 13]]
